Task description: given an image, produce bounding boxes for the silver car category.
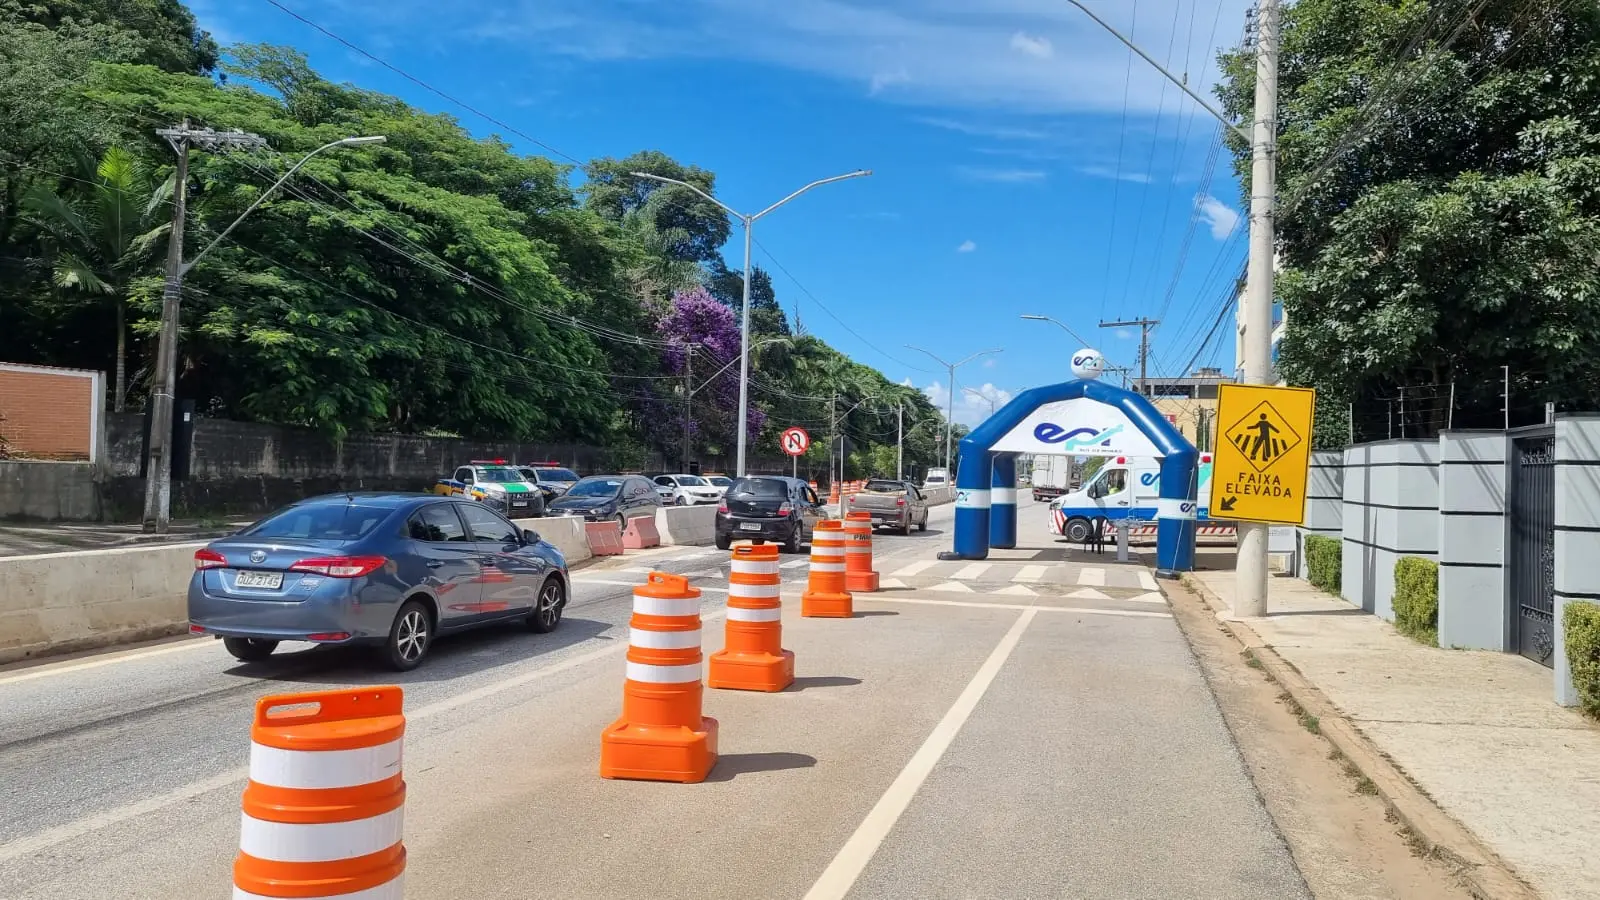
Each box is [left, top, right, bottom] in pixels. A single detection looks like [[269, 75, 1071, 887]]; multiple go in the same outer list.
[[187, 493, 569, 671]]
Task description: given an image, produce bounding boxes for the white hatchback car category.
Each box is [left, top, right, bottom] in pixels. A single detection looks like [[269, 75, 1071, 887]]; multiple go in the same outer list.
[[653, 474, 724, 506]]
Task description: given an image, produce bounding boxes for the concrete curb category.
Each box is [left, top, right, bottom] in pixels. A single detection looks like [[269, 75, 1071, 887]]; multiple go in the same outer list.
[[1177, 573, 1539, 900]]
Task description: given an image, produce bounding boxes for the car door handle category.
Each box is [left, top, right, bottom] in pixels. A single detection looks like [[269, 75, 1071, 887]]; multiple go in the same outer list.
[[426, 560, 445, 569]]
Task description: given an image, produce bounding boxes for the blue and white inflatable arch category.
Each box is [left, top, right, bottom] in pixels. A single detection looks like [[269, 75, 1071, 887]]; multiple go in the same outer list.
[[942, 350, 1199, 577]]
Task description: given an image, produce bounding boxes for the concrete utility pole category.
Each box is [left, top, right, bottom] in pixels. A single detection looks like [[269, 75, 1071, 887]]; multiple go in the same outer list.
[[682, 348, 693, 472], [629, 170, 871, 479], [906, 345, 1002, 476], [1099, 317, 1160, 397], [896, 401, 904, 481], [1234, 0, 1282, 617], [142, 129, 384, 532]]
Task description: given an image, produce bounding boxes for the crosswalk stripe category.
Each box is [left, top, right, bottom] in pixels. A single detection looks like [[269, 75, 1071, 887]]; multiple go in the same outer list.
[[952, 563, 991, 581], [1014, 565, 1047, 583], [996, 584, 1036, 597], [1077, 568, 1106, 587], [1127, 591, 1167, 605], [890, 560, 940, 577], [927, 581, 974, 593], [878, 578, 908, 589], [1066, 587, 1111, 600], [1138, 571, 1159, 591]]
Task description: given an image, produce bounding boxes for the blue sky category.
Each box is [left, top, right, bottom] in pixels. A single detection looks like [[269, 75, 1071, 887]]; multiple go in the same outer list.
[[191, 0, 1254, 426]]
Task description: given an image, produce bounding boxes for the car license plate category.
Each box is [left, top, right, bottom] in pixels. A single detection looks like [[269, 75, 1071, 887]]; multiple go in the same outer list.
[[871, 518, 883, 525], [235, 571, 283, 590], [740, 522, 762, 532]]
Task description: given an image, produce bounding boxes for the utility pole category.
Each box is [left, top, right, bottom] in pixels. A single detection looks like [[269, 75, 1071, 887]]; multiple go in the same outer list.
[[1104, 364, 1133, 390], [896, 401, 904, 481], [1502, 365, 1510, 430], [143, 123, 267, 533], [1099, 317, 1160, 396], [681, 348, 692, 472], [1234, 0, 1282, 618]]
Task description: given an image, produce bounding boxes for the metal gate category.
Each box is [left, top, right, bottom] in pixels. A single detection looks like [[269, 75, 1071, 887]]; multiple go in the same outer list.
[[1507, 429, 1555, 666]]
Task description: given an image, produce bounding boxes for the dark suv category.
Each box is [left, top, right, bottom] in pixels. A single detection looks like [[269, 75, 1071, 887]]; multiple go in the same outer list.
[[715, 476, 825, 552]]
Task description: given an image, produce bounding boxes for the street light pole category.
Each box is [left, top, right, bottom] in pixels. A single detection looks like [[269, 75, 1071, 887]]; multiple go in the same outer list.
[[1019, 313, 1096, 348], [142, 131, 384, 533], [630, 169, 872, 479], [962, 387, 998, 415], [906, 345, 1002, 476]]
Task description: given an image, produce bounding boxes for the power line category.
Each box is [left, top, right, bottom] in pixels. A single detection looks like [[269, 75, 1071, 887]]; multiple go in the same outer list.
[[1116, 0, 1186, 317], [1099, 0, 1139, 318]]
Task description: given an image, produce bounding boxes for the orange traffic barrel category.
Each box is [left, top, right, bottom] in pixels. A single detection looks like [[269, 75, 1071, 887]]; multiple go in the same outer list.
[[601, 572, 719, 783], [843, 511, 880, 592], [235, 687, 407, 900], [801, 520, 853, 618], [828, 483, 841, 505], [708, 543, 794, 692]]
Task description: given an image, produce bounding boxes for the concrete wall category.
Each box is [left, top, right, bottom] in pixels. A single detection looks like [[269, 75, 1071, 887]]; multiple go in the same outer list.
[[1553, 417, 1600, 707], [512, 515, 592, 566], [1297, 450, 1344, 580], [655, 506, 716, 546], [0, 460, 101, 520], [1343, 440, 1439, 620], [1436, 432, 1508, 650], [0, 542, 200, 664]]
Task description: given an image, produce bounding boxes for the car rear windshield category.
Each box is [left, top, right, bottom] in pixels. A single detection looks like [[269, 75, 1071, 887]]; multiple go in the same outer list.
[[865, 479, 905, 493], [730, 478, 788, 498], [566, 478, 623, 498], [537, 468, 579, 482], [242, 502, 392, 540], [476, 468, 523, 483]]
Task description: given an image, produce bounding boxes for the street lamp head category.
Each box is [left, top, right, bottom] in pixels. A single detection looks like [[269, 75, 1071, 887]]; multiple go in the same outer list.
[[338, 135, 386, 146], [1020, 314, 1049, 321]]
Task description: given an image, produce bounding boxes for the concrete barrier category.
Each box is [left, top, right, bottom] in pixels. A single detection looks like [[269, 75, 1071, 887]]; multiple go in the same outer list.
[[655, 505, 716, 546], [621, 514, 661, 550], [513, 515, 592, 566], [923, 485, 954, 506], [0, 542, 203, 664], [584, 520, 625, 556]]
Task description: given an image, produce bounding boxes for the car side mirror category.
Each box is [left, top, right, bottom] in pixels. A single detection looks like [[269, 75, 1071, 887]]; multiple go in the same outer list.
[[522, 529, 540, 545]]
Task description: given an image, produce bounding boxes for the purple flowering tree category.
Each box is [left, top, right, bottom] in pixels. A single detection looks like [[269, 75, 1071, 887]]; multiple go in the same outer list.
[[654, 287, 766, 461]]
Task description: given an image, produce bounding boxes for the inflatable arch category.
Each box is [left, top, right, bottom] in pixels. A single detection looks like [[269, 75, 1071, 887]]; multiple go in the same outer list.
[[943, 354, 1199, 577]]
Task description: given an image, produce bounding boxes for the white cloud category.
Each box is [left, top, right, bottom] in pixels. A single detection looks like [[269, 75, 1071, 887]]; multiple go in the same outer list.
[[1077, 165, 1151, 184], [956, 166, 1047, 183], [983, 357, 997, 367], [463, 0, 1257, 115], [1010, 31, 1053, 59], [1195, 193, 1241, 239], [918, 381, 1014, 426], [1115, 328, 1136, 340], [914, 117, 1048, 141], [956, 239, 977, 253]]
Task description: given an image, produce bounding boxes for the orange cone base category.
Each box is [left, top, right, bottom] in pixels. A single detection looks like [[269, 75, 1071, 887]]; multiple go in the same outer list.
[[600, 717, 719, 783], [802, 591, 854, 618], [707, 648, 795, 692], [845, 571, 880, 592]]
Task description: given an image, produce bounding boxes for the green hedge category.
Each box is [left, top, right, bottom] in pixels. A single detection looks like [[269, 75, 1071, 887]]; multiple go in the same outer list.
[[1304, 534, 1341, 593], [1565, 601, 1600, 719], [1393, 557, 1439, 646]]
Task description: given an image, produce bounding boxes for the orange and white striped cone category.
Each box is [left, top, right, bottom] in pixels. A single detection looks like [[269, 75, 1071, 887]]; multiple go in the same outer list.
[[843, 511, 880, 592], [600, 572, 718, 783], [801, 519, 853, 618], [828, 483, 841, 506], [708, 543, 794, 692], [234, 687, 407, 900]]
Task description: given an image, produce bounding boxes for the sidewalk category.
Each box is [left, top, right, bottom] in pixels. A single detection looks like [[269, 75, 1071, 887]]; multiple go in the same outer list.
[[1187, 569, 1600, 900]]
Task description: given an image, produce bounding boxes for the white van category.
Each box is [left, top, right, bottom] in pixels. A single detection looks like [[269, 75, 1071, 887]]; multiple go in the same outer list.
[[922, 467, 952, 490], [1047, 455, 1215, 542]]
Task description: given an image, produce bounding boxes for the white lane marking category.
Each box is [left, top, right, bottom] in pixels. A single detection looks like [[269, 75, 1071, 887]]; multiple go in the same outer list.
[[995, 585, 1037, 597], [926, 582, 974, 594], [575, 578, 727, 593], [1127, 591, 1168, 605], [877, 578, 908, 589], [951, 563, 991, 581], [861, 597, 1169, 618], [0, 638, 215, 687], [1066, 587, 1112, 600], [1138, 570, 1159, 591], [0, 610, 727, 865], [1076, 567, 1106, 587], [803, 609, 1036, 900], [1014, 565, 1047, 583], [889, 560, 939, 578]]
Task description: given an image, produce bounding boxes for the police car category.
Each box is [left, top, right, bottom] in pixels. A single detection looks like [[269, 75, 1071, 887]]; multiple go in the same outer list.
[[433, 460, 546, 517]]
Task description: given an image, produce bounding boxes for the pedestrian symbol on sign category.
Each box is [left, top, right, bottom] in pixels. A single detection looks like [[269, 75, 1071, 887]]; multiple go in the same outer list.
[[1224, 401, 1302, 474]]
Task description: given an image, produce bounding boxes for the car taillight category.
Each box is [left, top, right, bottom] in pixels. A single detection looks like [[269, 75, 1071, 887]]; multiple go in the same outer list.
[[847, 495, 855, 503], [779, 502, 793, 515], [194, 548, 227, 570], [306, 632, 352, 642], [896, 497, 906, 506], [288, 556, 387, 578], [718, 503, 728, 514]]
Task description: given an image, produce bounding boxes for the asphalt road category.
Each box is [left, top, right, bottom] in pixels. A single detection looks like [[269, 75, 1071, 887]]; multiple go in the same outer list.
[[0, 499, 1306, 899]]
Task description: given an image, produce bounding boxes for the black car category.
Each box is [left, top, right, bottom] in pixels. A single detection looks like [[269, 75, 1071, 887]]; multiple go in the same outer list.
[[547, 474, 662, 528], [519, 464, 581, 505], [715, 476, 826, 552]]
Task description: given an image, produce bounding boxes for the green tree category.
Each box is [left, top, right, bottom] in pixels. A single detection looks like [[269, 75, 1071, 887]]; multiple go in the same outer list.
[[2, 0, 219, 74], [583, 151, 731, 265], [23, 146, 170, 410]]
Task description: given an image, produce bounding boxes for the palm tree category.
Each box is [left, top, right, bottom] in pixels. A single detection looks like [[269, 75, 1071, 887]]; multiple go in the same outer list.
[[23, 147, 171, 412]]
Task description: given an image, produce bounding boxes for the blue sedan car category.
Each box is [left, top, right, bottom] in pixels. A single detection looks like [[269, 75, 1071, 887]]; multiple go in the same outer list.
[[188, 493, 569, 671]]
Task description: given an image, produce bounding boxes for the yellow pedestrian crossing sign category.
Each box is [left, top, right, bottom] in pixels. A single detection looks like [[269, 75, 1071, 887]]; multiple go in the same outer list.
[[1210, 383, 1316, 525]]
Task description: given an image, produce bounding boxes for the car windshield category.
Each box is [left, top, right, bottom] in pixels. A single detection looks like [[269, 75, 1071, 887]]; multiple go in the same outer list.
[[677, 476, 709, 486], [476, 468, 523, 483], [566, 478, 623, 498], [730, 478, 788, 498], [241, 501, 391, 540], [865, 479, 905, 492], [708, 476, 732, 486], [537, 468, 579, 482]]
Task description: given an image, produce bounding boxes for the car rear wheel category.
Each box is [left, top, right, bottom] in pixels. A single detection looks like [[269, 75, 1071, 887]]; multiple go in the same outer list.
[[383, 600, 432, 672], [784, 526, 803, 554], [528, 577, 565, 634], [902, 518, 913, 536], [223, 637, 278, 662], [917, 515, 928, 532], [715, 532, 732, 551]]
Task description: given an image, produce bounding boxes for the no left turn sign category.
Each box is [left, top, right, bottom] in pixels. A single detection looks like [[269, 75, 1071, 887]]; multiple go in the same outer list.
[[780, 427, 811, 457]]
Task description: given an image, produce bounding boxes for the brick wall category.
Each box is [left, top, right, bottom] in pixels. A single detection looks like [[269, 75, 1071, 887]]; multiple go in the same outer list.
[[0, 364, 102, 461]]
